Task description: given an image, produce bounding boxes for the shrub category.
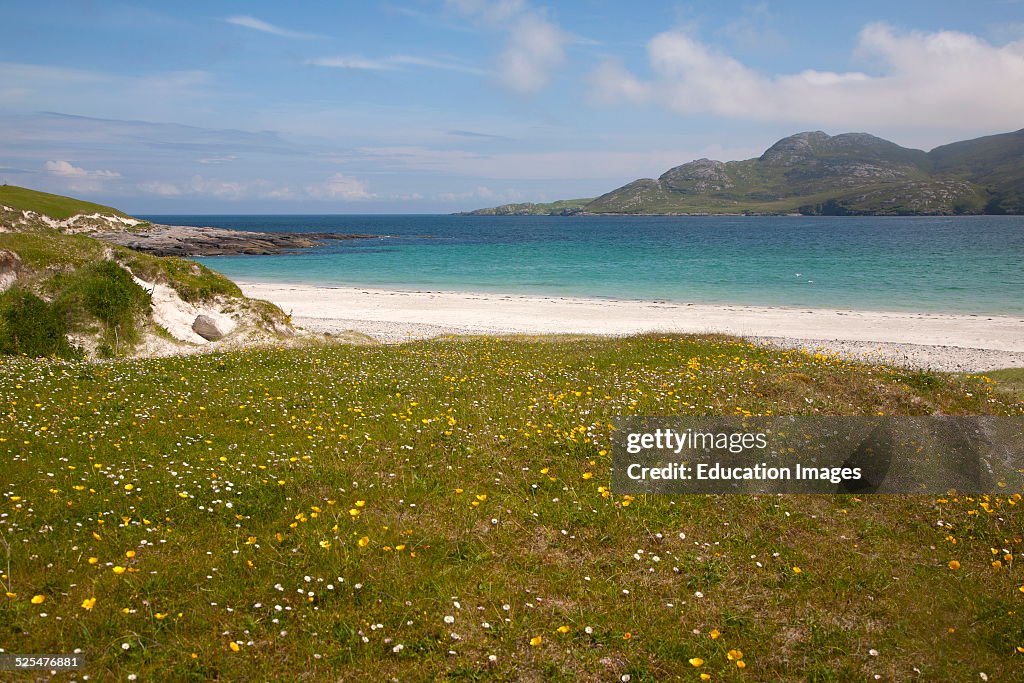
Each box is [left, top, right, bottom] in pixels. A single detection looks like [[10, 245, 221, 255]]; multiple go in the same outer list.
[[55, 261, 151, 356], [0, 287, 81, 358]]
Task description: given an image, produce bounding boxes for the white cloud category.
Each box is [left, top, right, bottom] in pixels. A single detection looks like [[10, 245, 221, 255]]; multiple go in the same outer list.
[[224, 15, 318, 39], [355, 145, 756, 180], [307, 56, 397, 71], [437, 185, 523, 202], [45, 160, 120, 179], [497, 14, 567, 93], [307, 55, 485, 75], [305, 173, 374, 200], [447, 0, 569, 94], [389, 55, 487, 75], [186, 176, 250, 199], [447, 0, 528, 25], [589, 23, 1024, 129], [198, 155, 237, 165], [136, 176, 290, 200], [137, 180, 181, 197], [717, 2, 785, 53]]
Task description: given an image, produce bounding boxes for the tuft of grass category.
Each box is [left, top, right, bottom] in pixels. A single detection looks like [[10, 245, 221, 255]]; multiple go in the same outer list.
[[1, 335, 1021, 681], [984, 368, 1024, 401], [118, 252, 243, 303], [51, 260, 151, 357], [0, 232, 108, 269], [0, 184, 130, 219], [0, 286, 81, 358]]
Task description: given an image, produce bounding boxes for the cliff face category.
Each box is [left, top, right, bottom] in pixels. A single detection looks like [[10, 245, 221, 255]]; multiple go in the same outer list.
[[462, 129, 1024, 215]]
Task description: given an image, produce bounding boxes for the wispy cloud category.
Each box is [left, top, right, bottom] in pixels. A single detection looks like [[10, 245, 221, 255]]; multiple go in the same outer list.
[[307, 54, 486, 75], [589, 23, 1024, 129], [717, 2, 786, 54], [305, 173, 375, 200], [45, 160, 120, 192], [198, 155, 237, 165], [436, 185, 523, 202], [0, 63, 211, 125], [448, 129, 511, 140], [223, 15, 319, 40], [45, 160, 120, 179], [306, 56, 397, 71], [446, 0, 570, 94], [138, 176, 293, 201]]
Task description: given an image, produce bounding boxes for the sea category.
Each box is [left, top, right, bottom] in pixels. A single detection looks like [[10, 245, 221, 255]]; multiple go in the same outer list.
[[136, 214, 1024, 316]]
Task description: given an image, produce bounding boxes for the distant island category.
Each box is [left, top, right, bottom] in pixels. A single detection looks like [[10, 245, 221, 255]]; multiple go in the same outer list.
[[459, 128, 1024, 216]]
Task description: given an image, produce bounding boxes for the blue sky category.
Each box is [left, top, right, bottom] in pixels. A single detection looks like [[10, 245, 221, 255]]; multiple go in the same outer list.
[[2, 0, 1023, 213]]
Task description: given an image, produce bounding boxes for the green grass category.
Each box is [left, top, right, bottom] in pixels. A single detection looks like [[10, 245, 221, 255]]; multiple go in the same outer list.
[[0, 185, 130, 220], [0, 232, 109, 269], [0, 232, 243, 305], [0, 287, 81, 359], [987, 368, 1024, 401], [119, 251, 243, 303], [51, 260, 152, 356], [2, 335, 1022, 681]]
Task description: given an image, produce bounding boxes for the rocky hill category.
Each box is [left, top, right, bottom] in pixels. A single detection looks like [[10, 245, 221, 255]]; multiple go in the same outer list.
[[460, 128, 1024, 216]]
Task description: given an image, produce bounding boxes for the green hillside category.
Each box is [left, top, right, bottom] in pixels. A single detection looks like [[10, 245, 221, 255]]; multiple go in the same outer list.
[[0, 184, 131, 219], [929, 129, 1024, 213], [458, 198, 593, 216], [462, 129, 1024, 216]]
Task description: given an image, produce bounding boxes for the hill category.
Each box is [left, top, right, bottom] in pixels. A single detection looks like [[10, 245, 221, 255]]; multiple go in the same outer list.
[[0, 184, 131, 219], [460, 129, 1024, 216], [1, 184, 145, 232], [458, 198, 593, 216], [929, 129, 1024, 214], [0, 187, 294, 358]]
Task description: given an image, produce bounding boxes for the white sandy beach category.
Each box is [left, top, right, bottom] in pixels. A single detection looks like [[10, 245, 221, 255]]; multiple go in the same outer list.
[[238, 281, 1024, 372]]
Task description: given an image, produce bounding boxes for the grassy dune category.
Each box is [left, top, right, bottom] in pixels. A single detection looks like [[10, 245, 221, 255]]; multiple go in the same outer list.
[[2, 335, 1022, 681], [0, 186, 130, 220]]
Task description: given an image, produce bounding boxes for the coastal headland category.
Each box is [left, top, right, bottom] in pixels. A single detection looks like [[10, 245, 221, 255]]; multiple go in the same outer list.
[[95, 224, 381, 256]]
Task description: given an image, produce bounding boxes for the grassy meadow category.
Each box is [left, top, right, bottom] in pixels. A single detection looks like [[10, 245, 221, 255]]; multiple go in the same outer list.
[[2, 335, 1023, 681]]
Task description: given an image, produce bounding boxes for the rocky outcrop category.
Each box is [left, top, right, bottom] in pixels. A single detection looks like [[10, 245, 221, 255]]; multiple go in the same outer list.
[[659, 159, 735, 193], [94, 225, 380, 256]]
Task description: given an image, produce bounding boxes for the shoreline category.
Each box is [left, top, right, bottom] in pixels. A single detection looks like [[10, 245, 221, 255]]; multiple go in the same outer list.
[[237, 280, 1024, 372]]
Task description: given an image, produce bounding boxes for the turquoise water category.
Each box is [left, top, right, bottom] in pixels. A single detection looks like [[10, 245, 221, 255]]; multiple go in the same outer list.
[[139, 214, 1024, 315]]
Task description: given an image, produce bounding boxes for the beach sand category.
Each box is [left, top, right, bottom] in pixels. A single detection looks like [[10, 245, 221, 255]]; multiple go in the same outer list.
[[238, 281, 1024, 372]]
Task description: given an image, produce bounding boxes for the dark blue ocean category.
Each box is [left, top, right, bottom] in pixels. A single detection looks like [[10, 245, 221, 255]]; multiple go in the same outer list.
[[136, 214, 1024, 315]]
